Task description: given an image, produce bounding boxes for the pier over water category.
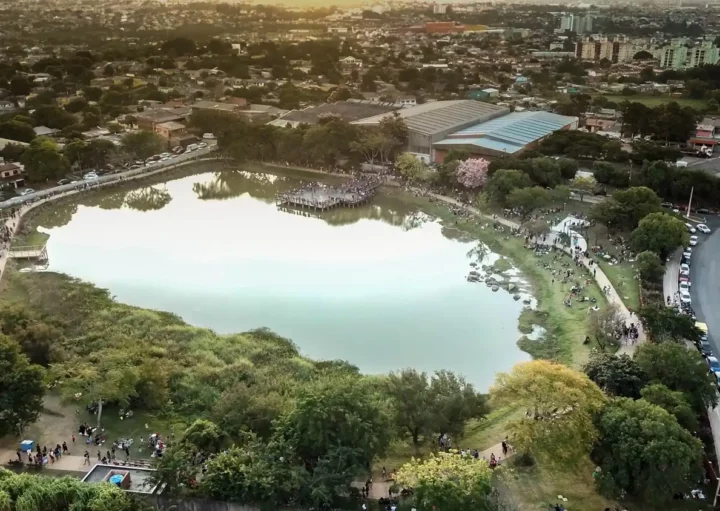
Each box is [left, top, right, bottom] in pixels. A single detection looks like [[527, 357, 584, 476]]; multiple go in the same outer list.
[[275, 176, 381, 212]]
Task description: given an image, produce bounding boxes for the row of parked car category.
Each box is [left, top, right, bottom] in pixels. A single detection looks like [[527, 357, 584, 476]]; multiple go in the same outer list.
[[677, 222, 712, 306]]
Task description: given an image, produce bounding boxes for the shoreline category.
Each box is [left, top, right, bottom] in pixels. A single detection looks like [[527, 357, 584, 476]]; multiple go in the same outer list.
[[9, 159, 620, 366]]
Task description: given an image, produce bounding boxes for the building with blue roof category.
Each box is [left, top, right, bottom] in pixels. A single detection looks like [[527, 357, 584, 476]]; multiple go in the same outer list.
[[432, 111, 578, 162]]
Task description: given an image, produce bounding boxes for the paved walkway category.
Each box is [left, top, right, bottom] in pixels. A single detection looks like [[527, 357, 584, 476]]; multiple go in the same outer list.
[[0, 449, 91, 472], [428, 192, 645, 355], [663, 249, 682, 308]]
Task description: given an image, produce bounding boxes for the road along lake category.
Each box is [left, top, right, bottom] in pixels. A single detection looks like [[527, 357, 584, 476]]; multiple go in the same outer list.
[[32, 166, 531, 389]]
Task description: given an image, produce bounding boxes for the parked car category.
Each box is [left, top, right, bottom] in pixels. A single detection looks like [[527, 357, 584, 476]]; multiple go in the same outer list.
[[699, 339, 713, 357], [680, 290, 692, 304], [708, 356, 720, 373], [19, 188, 35, 196], [698, 208, 710, 215], [689, 235, 698, 246], [198, 142, 207, 148], [679, 275, 691, 287], [683, 250, 692, 261], [202, 133, 216, 139], [57, 179, 70, 185], [83, 172, 98, 180], [697, 224, 711, 234], [686, 223, 697, 234], [679, 282, 690, 294]]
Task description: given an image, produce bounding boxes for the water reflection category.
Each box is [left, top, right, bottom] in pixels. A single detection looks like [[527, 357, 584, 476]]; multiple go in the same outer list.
[[124, 187, 172, 212], [35, 166, 531, 389]]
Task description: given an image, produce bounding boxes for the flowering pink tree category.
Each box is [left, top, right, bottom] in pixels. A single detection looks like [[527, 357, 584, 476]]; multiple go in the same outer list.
[[455, 158, 489, 189]]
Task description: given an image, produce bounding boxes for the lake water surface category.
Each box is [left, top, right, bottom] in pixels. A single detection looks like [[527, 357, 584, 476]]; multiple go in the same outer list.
[[39, 167, 530, 389]]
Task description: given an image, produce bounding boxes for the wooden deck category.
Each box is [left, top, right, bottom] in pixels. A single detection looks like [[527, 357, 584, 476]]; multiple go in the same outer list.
[[8, 245, 47, 260], [276, 176, 381, 212]]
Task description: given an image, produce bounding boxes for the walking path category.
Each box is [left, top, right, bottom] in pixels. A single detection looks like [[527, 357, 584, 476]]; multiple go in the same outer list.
[[0, 449, 89, 472]]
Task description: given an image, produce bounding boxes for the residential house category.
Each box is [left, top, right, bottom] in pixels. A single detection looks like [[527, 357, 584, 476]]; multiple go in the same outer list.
[[155, 121, 186, 140]]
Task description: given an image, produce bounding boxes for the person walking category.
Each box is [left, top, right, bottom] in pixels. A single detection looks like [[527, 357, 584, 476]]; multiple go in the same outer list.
[[84, 451, 90, 465]]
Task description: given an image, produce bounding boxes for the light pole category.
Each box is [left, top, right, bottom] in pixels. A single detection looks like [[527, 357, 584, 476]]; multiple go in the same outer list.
[[686, 186, 694, 219]]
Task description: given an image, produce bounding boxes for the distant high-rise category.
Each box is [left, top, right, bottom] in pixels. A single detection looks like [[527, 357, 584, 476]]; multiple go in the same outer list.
[[560, 13, 593, 35]]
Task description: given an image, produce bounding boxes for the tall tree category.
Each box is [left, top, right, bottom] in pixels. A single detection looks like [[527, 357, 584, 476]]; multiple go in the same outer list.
[[634, 342, 718, 411], [120, 131, 165, 159], [638, 305, 702, 344], [273, 375, 390, 469], [396, 451, 494, 511], [583, 352, 648, 399], [485, 168, 533, 206], [640, 383, 698, 432], [490, 360, 607, 465], [636, 250, 664, 283], [506, 186, 551, 220], [386, 369, 434, 450], [0, 335, 45, 436], [593, 398, 703, 502], [631, 212, 690, 260]]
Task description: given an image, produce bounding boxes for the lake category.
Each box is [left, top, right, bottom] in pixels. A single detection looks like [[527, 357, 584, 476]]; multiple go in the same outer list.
[[37, 167, 531, 390]]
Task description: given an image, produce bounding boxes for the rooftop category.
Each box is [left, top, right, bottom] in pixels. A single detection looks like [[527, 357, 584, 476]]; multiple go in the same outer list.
[[156, 121, 186, 131], [435, 111, 577, 154], [136, 108, 189, 123], [352, 100, 507, 136], [272, 100, 398, 126], [192, 101, 240, 112], [82, 464, 160, 495]]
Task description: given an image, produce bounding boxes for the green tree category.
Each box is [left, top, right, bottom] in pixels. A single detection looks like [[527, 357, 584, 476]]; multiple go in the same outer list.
[[395, 451, 494, 511], [570, 175, 596, 202], [0, 120, 35, 143], [200, 439, 306, 506], [274, 375, 390, 468], [557, 157, 579, 179], [50, 349, 139, 428], [429, 370, 487, 440], [64, 97, 88, 113], [121, 131, 165, 159], [395, 152, 429, 182], [636, 250, 664, 283], [0, 335, 44, 436], [485, 168, 533, 206], [634, 342, 718, 410], [506, 186, 551, 220], [640, 383, 698, 431], [638, 305, 702, 344], [593, 398, 703, 502], [0, 305, 62, 366], [386, 369, 434, 450], [612, 186, 662, 229], [211, 381, 287, 441], [631, 212, 690, 259], [583, 352, 647, 399], [181, 419, 225, 453], [490, 360, 607, 465], [20, 137, 71, 182]]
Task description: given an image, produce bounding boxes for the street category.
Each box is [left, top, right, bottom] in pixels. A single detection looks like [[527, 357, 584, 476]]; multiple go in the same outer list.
[[687, 215, 720, 469], [0, 142, 218, 210]]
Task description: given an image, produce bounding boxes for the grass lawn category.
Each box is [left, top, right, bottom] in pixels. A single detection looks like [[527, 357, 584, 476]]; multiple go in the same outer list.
[[594, 94, 708, 110], [561, 200, 641, 311]]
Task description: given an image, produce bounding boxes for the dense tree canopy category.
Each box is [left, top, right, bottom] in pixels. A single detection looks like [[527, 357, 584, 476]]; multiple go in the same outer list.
[[638, 305, 703, 344], [593, 398, 703, 502], [631, 212, 690, 260], [0, 335, 44, 437], [490, 360, 607, 465], [395, 451, 494, 511], [583, 352, 648, 399], [0, 471, 149, 511], [386, 369, 486, 449], [634, 342, 718, 411]]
